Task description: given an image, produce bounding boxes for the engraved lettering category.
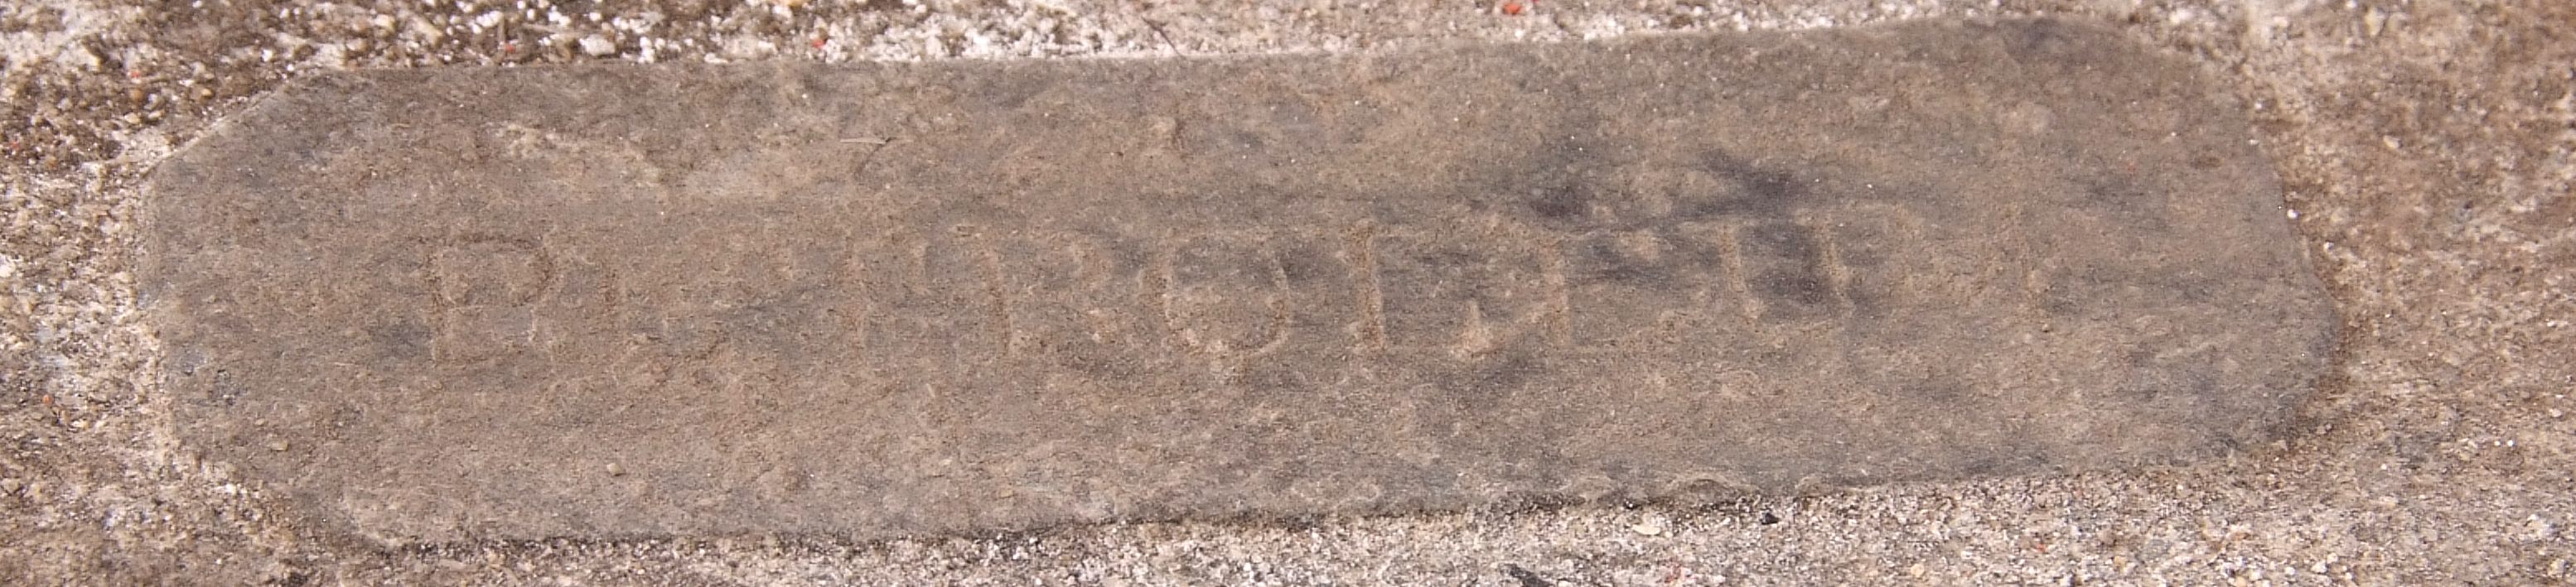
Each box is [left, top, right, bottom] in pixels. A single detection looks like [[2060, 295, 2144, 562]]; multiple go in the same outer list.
[[1818, 203, 1931, 317], [963, 225, 1012, 356], [1734, 219, 1834, 324], [1247, 229, 1370, 362], [1800, 214, 1857, 320], [1163, 231, 1291, 358], [999, 228, 1149, 370], [429, 236, 555, 363], [846, 226, 984, 384], [1345, 222, 1389, 354], [1374, 218, 1550, 356], [1705, 222, 1762, 325], [1559, 226, 1728, 348], [1540, 236, 1574, 349], [2001, 202, 2057, 315]]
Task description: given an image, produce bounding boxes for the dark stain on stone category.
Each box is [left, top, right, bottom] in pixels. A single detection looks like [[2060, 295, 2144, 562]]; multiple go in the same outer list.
[[1686, 151, 1806, 221], [1274, 243, 1336, 284], [1501, 138, 1607, 229], [1502, 563, 1554, 587], [2084, 178, 2170, 232], [366, 320, 431, 360], [1568, 234, 1675, 286], [2009, 18, 2070, 54], [1742, 223, 1833, 310], [1530, 185, 1588, 221]]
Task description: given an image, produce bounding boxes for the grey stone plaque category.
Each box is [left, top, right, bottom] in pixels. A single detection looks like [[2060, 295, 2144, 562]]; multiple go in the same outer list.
[[147, 17, 2332, 543]]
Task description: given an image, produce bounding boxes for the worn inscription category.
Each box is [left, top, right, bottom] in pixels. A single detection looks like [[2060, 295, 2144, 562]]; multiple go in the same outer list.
[[423, 204, 1902, 369], [147, 17, 2333, 543]]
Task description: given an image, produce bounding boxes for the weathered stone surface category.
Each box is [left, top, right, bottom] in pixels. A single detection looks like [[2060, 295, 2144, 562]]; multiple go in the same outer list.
[[144, 17, 2332, 543]]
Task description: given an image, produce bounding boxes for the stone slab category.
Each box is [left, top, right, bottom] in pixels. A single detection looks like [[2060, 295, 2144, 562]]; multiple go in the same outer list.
[[144, 17, 2333, 543]]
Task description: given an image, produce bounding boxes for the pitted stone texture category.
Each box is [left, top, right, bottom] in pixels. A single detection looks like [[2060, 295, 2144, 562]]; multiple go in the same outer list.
[[145, 17, 2332, 543]]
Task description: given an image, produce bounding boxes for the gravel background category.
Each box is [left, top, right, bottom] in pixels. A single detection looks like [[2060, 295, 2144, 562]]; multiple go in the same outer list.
[[2, 0, 2571, 585]]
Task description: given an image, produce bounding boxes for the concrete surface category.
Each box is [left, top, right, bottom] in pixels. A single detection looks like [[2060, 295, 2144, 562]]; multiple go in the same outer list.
[[144, 17, 2332, 544], [1, 0, 2570, 585]]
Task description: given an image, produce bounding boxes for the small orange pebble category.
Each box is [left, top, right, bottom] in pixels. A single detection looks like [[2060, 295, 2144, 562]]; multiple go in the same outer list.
[[40, 393, 67, 422], [811, 36, 828, 49], [1501, 1, 1525, 15]]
